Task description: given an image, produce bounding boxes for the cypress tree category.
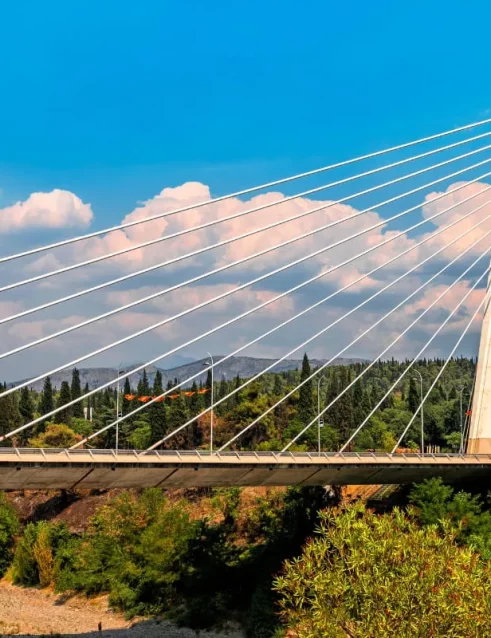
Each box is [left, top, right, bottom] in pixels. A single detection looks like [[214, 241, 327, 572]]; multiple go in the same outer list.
[[55, 381, 72, 425], [408, 377, 420, 414], [38, 377, 54, 426], [189, 380, 205, 415], [298, 353, 314, 425], [167, 393, 190, 448], [149, 370, 167, 444], [122, 377, 132, 416], [71, 368, 83, 418], [19, 386, 34, 424], [137, 369, 150, 396], [273, 374, 283, 396], [204, 369, 213, 408], [0, 385, 20, 446]]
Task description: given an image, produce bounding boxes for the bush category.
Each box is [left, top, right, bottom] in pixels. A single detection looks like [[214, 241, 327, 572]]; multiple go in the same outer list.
[[12, 521, 72, 587], [0, 494, 19, 576], [275, 502, 491, 637]]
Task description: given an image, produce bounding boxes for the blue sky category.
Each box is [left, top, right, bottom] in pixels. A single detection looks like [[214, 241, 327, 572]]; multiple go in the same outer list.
[[1, 0, 491, 221], [0, 0, 491, 380]]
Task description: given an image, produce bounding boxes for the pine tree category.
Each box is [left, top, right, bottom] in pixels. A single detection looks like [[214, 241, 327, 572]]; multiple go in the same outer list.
[[298, 353, 314, 425], [55, 381, 72, 425], [71, 368, 83, 418], [149, 370, 167, 444], [19, 386, 34, 424]]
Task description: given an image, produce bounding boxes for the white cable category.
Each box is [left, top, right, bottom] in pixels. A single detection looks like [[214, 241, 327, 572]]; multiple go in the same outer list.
[[3, 142, 491, 301], [6, 187, 490, 445], [2, 118, 489, 266], [3, 173, 490, 401], [82, 202, 491, 449], [3, 164, 491, 363], [339, 265, 491, 452], [4, 132, 489, 293], [392, 285, 491, 453], [221, 236, 491, 452]]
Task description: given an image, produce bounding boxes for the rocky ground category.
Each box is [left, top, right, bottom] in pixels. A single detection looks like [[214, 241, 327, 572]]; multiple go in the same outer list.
[[0, 581, 244, 637]]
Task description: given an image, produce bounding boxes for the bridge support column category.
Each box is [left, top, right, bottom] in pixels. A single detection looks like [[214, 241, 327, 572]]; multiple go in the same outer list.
[[467, 271, 491, 454]]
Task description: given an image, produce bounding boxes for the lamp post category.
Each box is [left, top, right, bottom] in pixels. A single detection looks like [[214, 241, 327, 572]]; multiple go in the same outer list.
[[413, 370, 424, 454], [203, 353, 214, 453], [115, 362, 123, 452], [317, 376, 326, 455], [457, 385, 465, 455]]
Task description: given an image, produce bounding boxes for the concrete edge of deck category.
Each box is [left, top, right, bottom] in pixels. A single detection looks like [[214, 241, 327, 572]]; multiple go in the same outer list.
[[0, 449, 489, 489]]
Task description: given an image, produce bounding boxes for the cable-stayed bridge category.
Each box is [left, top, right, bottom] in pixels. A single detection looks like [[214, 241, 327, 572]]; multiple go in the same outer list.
[[2, 118, 491, 488]]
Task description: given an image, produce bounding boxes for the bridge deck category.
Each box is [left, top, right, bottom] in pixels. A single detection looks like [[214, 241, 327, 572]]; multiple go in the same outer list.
[[0, 449, 490, 489]]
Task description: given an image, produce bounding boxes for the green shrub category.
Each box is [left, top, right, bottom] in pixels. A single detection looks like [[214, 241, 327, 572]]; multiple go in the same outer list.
[[0, 493, 19, 576], [12, 521, 72, 587], [275, 502, 491, 637]]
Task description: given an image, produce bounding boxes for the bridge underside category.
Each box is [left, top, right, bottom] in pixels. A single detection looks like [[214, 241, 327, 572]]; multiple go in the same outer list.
[[0, 450, 490, 489]]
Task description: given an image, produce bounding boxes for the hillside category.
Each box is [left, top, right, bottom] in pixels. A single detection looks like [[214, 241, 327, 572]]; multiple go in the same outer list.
[[10, 355, 368, 390]]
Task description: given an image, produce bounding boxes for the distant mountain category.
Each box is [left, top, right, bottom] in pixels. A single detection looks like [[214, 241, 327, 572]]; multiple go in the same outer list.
[[10, 355, 368, 391]]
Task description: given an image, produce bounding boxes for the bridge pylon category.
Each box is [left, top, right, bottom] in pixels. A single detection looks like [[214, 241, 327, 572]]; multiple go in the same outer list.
[[467, 269, 491, 453]]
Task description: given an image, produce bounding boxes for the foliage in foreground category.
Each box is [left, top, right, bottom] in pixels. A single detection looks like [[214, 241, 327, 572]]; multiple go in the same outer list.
[[274, 502, 491, 638], [10, 486, 331, 635], [0, 494, 18, 577]]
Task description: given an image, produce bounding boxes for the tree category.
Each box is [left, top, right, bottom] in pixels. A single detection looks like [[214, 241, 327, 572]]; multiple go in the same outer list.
[[55, 381, 72, 425], [275, 502, 491, 637], [137, 369, 150, 396], [0, 494, 18, 576], [29, 423, 81, 449], [149, 371, 167, 444], [71, 369, 83, 418], [122, 377, 132, 416], [0, 385, 22, 445], [19, 386, 34, 424], [298, 353, 314, 426], [38, 377, 54, 426], [408, 376, 420, 414]]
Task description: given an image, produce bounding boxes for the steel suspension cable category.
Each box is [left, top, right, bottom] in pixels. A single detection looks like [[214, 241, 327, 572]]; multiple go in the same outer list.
[[392, 285, 491, 452], [339, 271, 489, 452], [284, 255, 491, 454], [2, 118, 489, 266], [5, 188, 490, 445], [4, 133, 490, 293], [3, 167, 491, 365], [3, 143, 491, 304], [75, 198, 491, 449], [222, 236, 491, 453], [3, 173, 490, 408], [2, 166, 491, 373]]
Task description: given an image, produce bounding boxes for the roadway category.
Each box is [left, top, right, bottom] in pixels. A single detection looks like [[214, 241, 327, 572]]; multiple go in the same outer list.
[[0, 448, 490, 489]]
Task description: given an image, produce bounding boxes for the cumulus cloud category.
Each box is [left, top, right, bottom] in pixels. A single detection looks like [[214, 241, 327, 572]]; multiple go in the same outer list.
[[0, 189, 93, 233], [2, 177, 491, 381]]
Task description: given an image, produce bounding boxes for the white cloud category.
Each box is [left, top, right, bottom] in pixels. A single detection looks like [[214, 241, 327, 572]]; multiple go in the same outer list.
[[0, 189, 93, 233], [1, 178, 491, 381]]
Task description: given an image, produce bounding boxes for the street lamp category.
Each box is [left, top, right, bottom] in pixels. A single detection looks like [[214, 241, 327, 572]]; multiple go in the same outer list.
[[457, 385, 465, 455], [203, 352, 214, 453], [413, 370, 424, 454], [317, 376, 326, 455], [115, 362, 123, 452]]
